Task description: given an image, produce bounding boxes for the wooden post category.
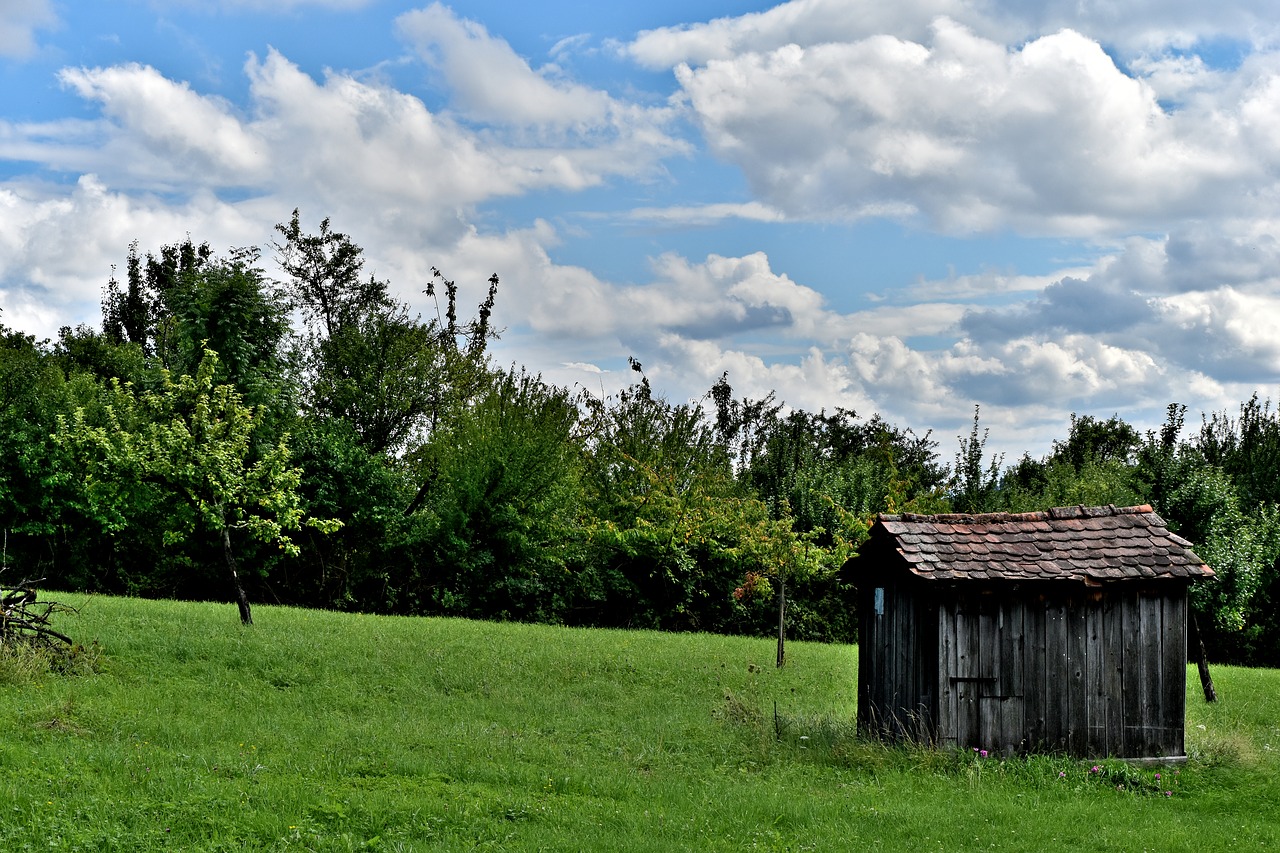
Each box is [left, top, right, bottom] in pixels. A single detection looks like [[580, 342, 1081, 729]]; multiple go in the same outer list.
[[776, 577, 786, 668], [1191, 613, 1215, 703]]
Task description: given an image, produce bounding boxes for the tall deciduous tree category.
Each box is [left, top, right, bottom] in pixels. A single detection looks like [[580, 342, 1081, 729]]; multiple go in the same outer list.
[[951, 405, 1003, 513], [405, 367, 582, 620], [274, 212, 499, 457], [0, 323, 67, 559]]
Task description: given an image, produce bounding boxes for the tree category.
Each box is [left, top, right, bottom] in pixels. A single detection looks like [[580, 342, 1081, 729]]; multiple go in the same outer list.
[[951, 405, 1003, 513], [101, 238, 215, 362], [1163, 463, 1280, 634], [1051, 413, 1141, 470], [1196, 394, 1280, 507], [0, 324, 69, 567], [101, 241, 149, 348], [273, 210, 386, 340], [54, 348, 337, 625], [274, 213, 498, 457], [160, 248, 290, 408], [403, 367, 583, 620], [310, 301, 457, 456]]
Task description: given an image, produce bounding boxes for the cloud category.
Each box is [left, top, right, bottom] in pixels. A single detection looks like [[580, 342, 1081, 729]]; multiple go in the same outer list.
[[626, 0, 965, 69], [0, 174, 263, 337], [394, 0, 686, 175], [510, 250, 839, 347], [0, 0, 57, 59], [58, 63, 267, 183], [626, 201, 786, 225], [962, 277, 1156, 341], [397, 3, 611, 130], [670, 19, 1280, 236], [1152, 287, 1280, 383], [7, 44, 683, 239], [627, 0, 1280, 69]]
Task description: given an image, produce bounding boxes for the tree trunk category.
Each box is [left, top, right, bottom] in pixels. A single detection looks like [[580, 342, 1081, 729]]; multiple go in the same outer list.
[[1191, 612, 1216, 702], [222, 525, 254, 626], [776, 577, 786, 668]]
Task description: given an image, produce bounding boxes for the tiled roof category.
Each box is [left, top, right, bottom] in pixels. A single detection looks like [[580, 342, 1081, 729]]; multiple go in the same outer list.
[[867, 504, 1214, 584]]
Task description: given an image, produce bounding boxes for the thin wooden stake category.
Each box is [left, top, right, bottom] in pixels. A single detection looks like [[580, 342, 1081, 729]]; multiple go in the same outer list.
[[1192, 613, 1216, 702], [776, 578, 786, 668]]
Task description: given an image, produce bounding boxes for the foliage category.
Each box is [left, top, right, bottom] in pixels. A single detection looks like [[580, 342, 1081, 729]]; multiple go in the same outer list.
[[950, 404, 1003, 513], [999, 456, 1145, 512], [576, 368, 855, 638], [1164, 464, 1280, 632], [53, 349, 336, 624], [276, 416, 407, 610], [1196, 394, 1280, 508], [273, 209, 386, 340], [403, 367, 583, 621], [101, 237, 214, 356], [15, 214, 1280, 657], [275, 213, 496, 457], [1051, 412, 1143, 469], [0, 326, 68, 547], [156, 247, 290, 409]]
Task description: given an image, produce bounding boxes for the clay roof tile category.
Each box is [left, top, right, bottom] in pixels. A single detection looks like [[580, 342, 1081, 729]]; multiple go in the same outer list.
[[862, 504, 1213, 585]]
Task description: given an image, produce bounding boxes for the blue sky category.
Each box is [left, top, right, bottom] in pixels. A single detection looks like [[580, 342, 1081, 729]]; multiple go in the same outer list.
[[4, 1, 1280, 462]]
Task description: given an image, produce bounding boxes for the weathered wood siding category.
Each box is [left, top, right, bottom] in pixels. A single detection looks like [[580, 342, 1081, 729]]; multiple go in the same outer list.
[[857, 577, 937, 741], [859, 581, 1190, 759]]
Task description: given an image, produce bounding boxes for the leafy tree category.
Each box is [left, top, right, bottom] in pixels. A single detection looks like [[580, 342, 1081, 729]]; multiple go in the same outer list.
[[273, 210, 386, 340], [54, 349, 336, 624], [274, 213, 497, 457], [101, 238, 215, 362], [1050, 413, 1142, 470], [53, 324, 148, 386], [1196, 394, 1280, 507], [575, 367, 848, 639], [159, 248, 290, 408], [311, 300, 458, 456], [1133, 403, 1187, 511], [1162, 463, 1280, 633], [709, 372, 781, 473], [999, 455, 1144, 513], [0, 324, 69, 566], [950, 405, 1003, 513], [403, 367, 583, 621], [101, 241, 150, 348]]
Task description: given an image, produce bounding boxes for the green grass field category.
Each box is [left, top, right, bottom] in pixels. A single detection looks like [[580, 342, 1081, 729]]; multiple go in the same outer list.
[[0, 596, 1276, 851]]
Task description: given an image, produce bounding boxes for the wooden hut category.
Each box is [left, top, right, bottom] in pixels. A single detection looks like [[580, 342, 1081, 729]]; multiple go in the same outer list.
[[855, 504, 1213, 761]]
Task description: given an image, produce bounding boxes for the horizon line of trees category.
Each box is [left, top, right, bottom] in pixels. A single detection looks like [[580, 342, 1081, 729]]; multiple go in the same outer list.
[[2, 213, 1278, 665]]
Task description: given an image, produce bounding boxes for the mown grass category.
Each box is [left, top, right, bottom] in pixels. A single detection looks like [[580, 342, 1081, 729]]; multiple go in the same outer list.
[[0, 595, 1276, 851]]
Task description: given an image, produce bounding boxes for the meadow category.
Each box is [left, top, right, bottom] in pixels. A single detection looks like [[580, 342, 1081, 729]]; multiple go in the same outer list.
[[0, 596, 1276, 851]]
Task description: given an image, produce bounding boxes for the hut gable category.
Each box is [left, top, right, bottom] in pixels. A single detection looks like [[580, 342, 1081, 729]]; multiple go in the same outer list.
[[856, 505, 1212, 761], [874, 504, 1214, 584]]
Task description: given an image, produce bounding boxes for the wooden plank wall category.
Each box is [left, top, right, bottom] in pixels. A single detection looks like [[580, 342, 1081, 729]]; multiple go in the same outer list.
[[859, 564, 1191, 760], [923, 584, 1189, 759], [858, 578, 938, 741]]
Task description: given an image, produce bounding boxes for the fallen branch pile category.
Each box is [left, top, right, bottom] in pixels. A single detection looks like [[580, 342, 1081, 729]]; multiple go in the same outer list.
[[1, 578, 75, 652]]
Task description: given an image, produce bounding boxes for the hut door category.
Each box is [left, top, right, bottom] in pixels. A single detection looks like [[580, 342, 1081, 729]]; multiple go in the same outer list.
[[945, 597, 1025, 753]]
